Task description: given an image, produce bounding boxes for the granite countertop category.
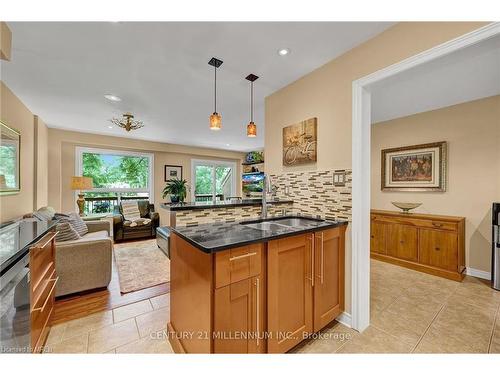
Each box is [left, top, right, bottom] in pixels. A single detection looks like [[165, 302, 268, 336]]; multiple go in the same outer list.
[[169, 216, 348, 253], [161, 199, 294, 211]]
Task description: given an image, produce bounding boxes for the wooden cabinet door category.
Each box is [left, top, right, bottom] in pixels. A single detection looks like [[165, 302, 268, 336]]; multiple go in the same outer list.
[[370, 221, 387, 254], [419, 229, 458, 271], [267, 234, 313, 353], [213, 275, 265, 353], [313, 227, 345, 332], [386, 224, 418, 261]]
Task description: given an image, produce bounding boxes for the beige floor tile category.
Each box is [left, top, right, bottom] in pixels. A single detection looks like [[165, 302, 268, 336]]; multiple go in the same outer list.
[[417, 301, 495, 353], [135, 307, 169, 338], [88, 319, 140, 353], [113, 300, 153, 323], [447, 282, 500, 312], [338, 326, 413, 353], [61, 310, 113, 340], [45, 323, 66, 346], [290, 322, 358, 353], [150, 294, 170, 310], [48, 333, 89, 354], [115, 333, 173, 354]]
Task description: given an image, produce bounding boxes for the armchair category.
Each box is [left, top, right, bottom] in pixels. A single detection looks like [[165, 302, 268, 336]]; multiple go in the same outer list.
[[113, 200, 159, 241]]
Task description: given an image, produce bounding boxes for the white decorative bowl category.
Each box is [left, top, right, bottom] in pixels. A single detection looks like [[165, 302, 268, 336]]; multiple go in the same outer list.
[[391, 202, 422, 213]]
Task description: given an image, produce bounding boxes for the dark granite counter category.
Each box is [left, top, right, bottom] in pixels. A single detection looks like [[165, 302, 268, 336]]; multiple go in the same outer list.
[[161, 199, 293, 211], [170, 216, 348, 253]]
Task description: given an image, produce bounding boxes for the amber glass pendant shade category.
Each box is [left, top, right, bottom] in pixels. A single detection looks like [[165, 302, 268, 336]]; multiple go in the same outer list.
[[210, 112, 222, 130], [247, 121, 257, 137]]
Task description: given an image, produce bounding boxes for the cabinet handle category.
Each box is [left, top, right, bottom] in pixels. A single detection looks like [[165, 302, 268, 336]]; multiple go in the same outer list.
[[32, 277, 59, 313], [229, 252, 257, 261], [320, 232, 324, 284], [371, 235, 374, 238], [432, 223, 443, 228], [435, 247, 441, 251], [306, 236, 315, 287], [400, 240, 405, 244], [255, 277, 260, 347]]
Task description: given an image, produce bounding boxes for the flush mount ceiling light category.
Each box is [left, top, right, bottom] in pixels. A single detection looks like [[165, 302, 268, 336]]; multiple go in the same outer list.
[[245, 73, 259, 138], [104, 94, 121, 102], [208, 57, 223, 131], [277, 48, 290, 56], [109, 112, 144, 132]]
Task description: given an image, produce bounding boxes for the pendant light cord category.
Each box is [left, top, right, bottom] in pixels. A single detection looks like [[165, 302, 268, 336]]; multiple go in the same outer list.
[[214, 65, 217, 112], [250, 81, 253, 122]]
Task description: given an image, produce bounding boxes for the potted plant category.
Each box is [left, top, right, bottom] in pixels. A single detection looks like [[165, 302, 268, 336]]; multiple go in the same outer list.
[[163, 178, 188, 203]]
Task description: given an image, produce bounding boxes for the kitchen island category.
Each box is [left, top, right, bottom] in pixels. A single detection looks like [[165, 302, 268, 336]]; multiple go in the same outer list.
[[167, 216, 348, 353]]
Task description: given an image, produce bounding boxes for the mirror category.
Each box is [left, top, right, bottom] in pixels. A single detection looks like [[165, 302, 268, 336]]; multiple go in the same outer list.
[[0, 121, 21, 194]]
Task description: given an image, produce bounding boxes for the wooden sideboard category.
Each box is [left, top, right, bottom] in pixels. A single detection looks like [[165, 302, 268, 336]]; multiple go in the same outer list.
[[30, 231, 58, 352], [370, 210, 465, 281]]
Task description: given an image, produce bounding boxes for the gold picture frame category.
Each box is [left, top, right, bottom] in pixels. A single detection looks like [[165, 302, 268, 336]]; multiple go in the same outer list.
[[381, 141, 447, 192], [0, 121, 21, 195]]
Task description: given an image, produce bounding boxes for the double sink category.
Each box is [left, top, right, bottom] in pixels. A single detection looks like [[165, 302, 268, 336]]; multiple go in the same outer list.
[[241, 216, 324, 231]]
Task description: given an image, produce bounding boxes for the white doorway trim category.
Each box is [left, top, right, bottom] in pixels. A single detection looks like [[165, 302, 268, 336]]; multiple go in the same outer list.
[[350, 22, 500, 332]]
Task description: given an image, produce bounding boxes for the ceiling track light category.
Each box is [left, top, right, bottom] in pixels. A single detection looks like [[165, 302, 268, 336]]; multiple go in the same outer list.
[[245, 73, 259, 138], [208, 57, 223, 131]]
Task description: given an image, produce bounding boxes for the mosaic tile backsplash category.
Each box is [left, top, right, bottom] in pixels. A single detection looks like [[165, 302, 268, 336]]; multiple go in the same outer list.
[[271, 169, 352, 221], [174, 169, 352, 227]]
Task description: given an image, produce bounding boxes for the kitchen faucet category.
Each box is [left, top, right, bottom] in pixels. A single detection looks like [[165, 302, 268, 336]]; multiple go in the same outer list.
[[261, 174, 273, 219]]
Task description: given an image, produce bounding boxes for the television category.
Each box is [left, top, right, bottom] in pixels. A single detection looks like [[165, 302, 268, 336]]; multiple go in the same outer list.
[[242, 172, 264, 195]]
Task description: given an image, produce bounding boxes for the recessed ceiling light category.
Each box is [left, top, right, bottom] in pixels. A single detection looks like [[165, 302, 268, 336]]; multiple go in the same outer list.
[[278, 48, 290, 56], [225, 143, 230, 146], [107, 125, 114, 129], [104, 94, 121, 102]]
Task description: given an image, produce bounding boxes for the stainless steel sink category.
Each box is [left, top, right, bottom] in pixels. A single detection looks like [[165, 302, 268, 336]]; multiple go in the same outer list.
[[241, 216, 324, 231], [243, 222, 288, 231], [272, 217, 321, 227]]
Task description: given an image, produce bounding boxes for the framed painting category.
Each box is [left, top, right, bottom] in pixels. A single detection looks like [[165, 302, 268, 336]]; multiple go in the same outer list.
[[0, 121, 21, 195], [282, 117, 317, 166], [164, 165, 183, 181], [381, 141, 447, 192]]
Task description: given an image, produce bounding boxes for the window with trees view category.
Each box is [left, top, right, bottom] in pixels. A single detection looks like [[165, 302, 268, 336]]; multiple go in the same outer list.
[[76, 147, 154, 214], [191, 159, 236, 202]]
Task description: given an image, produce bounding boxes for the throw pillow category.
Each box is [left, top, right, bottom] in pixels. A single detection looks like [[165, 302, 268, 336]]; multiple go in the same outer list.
[[55, 222, 81, 242], [59, 212, 89, 237]]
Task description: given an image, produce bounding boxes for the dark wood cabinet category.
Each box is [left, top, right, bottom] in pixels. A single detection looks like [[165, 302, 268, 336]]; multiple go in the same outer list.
[[370, 210, 465, 281]]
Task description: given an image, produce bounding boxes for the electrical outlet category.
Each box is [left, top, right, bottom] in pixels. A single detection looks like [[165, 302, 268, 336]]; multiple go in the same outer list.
[[333, 171, 346, 186]]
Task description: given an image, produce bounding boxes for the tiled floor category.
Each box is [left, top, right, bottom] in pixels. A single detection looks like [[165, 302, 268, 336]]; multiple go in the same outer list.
[[45, 294, 173, 354], [293, 259, 500, 353], [45, 259, 500, 354]]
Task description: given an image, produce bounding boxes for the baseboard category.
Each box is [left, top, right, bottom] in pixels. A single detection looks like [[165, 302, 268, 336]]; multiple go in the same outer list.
[[466, 267, 491, 280], [335, 312, 352, 328]]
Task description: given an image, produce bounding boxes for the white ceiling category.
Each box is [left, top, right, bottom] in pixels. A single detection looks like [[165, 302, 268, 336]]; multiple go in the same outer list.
[[1, 22, 393, 151], [371, 34, 500, 124]]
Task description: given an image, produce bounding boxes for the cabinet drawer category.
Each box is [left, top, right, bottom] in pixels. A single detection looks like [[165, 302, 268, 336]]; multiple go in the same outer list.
[[419, 229, 458, 271], [416, 220, 457, 232], [215, 244, 262, 288]]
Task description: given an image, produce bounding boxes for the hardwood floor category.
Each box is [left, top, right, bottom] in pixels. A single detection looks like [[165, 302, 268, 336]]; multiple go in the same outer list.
[[52, 241, 170, 325]]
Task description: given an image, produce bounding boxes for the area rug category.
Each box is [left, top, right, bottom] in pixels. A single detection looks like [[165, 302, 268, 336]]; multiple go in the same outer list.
[[114, 239, 170, 293]]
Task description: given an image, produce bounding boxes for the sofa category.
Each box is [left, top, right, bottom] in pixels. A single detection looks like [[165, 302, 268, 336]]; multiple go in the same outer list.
[[112, 201, 159, 242], [55, 220, 112, 297]]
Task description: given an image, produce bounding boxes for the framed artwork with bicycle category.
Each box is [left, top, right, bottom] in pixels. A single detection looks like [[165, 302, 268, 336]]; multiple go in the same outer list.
[[282, 117, 317, 166]]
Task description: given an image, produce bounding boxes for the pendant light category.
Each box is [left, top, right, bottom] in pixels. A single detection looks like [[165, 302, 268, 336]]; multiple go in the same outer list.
[[208, 57, 223, 130], [245, 73, 258, 137]]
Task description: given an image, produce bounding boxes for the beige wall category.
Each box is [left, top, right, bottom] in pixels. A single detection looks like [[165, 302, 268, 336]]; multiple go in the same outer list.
[[48, 128, 245, 225], [264, 22, 488, 313], [34, 115, 49, 208], [372, 96, 500, 273], [0, 82, 36, 221], [0, 22, 12, 61]]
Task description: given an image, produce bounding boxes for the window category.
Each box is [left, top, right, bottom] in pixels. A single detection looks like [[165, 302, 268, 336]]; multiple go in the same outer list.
[[76, 147, 154, 214], [191, 159, 237, 202]]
